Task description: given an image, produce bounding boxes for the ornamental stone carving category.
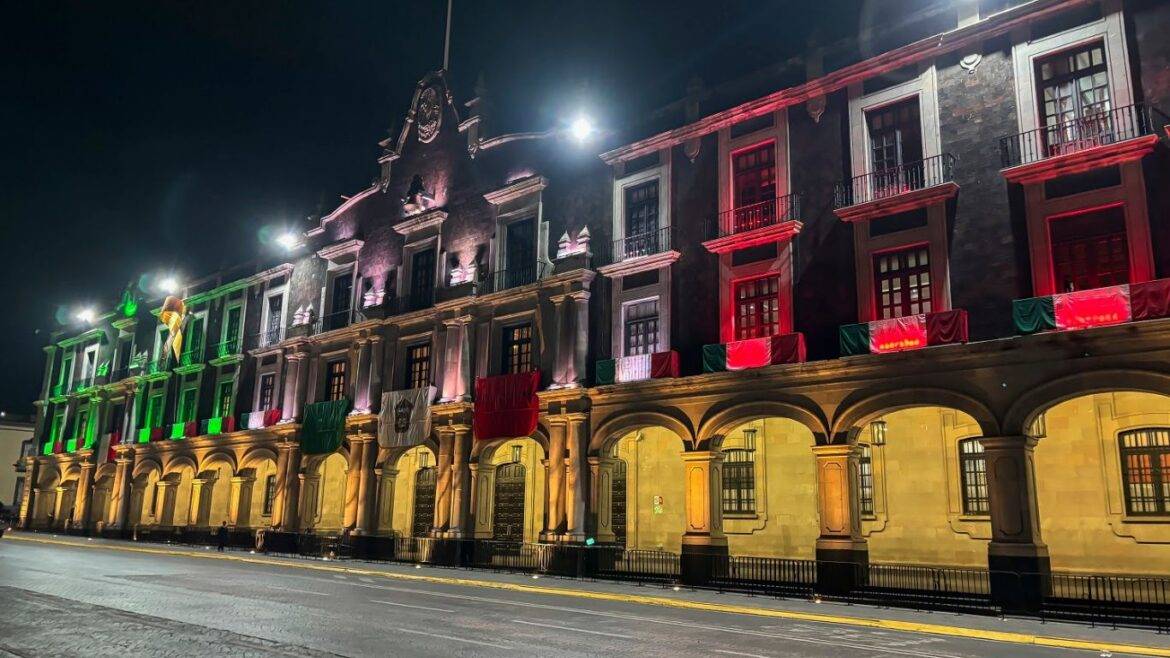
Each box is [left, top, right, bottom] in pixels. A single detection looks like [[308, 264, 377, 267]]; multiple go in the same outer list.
[[417, 86, 442, 143]]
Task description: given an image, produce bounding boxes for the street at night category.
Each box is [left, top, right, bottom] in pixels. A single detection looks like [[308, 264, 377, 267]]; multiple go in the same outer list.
[[1, 534, 1166, 657]]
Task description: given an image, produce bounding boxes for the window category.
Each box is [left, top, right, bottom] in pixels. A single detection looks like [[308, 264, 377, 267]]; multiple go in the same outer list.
[[1119, 428, 1170, 516], [50, 408, 65, 442], [326, 359, 348, 401], [858, 444, 875, 516], [867, 97, 923, 174], [732, 143, 776, 230], [503, 217, 537, 286], [404, 342, 431, 390], [624, 180, 659, 239], [262, 474, 278, 516], [1037, 42, 1110, 135], [501, 324, 533, 374], [721, 448, 756, 514], [734, 275, 781, 340], [80, 346, 98, 383], [874, 245, 932, 319], [410, 248, 436, 309], [958, 438, 990, 516], [264, 293, 284, 345], [74, 407, 90, 441], [258, 373, 276, 411], [221, 304, 242, 355], [326, 268, 354, 330], [146, 393, 165, 428], [1049, 206, 1129, 292], [177, 386, 198, 423], [59, 354, 73, 388], [215, 379, 234, 418], [622, 299, 659, 356]]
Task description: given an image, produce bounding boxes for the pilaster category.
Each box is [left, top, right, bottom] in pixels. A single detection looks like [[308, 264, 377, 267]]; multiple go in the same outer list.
[[982, 435, 1051, 612], [542, 417, 567, 539], [446, 424, 473, 537]]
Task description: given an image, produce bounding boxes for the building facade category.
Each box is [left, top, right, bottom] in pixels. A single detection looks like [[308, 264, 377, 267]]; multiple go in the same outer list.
[[18, 0, 1170, 600]]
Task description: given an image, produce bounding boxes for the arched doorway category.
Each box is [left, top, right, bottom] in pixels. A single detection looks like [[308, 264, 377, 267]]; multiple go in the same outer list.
[[606, 427, 686, 553], [412, 466, 437, 537], [388, 446, 437, 537], [32, 468, 60, 528], [474, 437, 546, 544], [301, 452, 347, 533], [56, 479, 78, 529], [196, 457, 235, 528], [492, 462, 526, 543]]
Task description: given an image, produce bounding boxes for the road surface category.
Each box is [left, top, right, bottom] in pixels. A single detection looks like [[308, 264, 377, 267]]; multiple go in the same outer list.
[[0, 535, 1160, 657]]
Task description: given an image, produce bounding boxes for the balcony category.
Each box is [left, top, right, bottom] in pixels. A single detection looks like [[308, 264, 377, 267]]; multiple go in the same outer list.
[[595, 351, 679, 385], [833, 154, 957, 222], [177, 340, 204, 368], [251, 326, 283, 349], [70, 377, 97, 393], [839, 309, 969, 357], [312, 308, 366, 335], [999, 104, 1167, 182], [481, 262, 546, 294], [142, 357, 172, 376], [1012, 279, 1170, 335], [703, 195, 802, 255], [199, 416, 236, 435], [594, 226, 680, 277], [213, 336, 242, 359]]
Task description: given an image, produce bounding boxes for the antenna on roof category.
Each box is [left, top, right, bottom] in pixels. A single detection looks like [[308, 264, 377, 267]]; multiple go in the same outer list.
[[442, 0, 453, 71]]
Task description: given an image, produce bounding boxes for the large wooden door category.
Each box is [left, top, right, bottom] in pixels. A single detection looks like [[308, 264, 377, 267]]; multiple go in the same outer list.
[[411, 467, 436, 537], [492, 463, 526, 542]]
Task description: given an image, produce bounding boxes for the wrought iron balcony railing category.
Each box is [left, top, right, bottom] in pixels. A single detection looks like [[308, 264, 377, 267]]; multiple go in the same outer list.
[[178, 340, 204, 367], [214, 336, 242, 358], [999, 103, 1168, 168], [706, 194, 801, 240], [481, 262, 546, 294], [313, 307, 364, 335], [594, 226, 674, 267], [834, 153, 956, 209]]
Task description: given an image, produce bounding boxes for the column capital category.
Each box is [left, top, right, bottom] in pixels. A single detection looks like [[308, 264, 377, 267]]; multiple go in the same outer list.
[[567, 290, 591, 303], [681, 449, 724, 463], [442, 314, 474, 327], [811, 443, 860, 458]]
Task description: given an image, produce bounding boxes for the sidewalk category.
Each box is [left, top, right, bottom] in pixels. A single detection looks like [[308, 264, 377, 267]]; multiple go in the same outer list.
[[6, 531, 1169, 656]]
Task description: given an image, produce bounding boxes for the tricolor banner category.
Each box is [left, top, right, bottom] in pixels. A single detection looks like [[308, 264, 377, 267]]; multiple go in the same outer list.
[[1013, 280, 1170, 334], [702, 333, 806, 372], [840, 309, 968, 357], [595, 351, 679, 385]]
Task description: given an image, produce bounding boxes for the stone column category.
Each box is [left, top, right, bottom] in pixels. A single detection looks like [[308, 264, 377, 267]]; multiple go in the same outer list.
[[355, 435, 377, 533], [374, 465, 395, 533], [343, 437, 365, 530], [275, 442, 302, 531], [568, 291, 590, 387], [447, 425, 473, 537], [368, 336, 385, 413], [74, 459, 96, 529], [812, 444, 867, 593], [589, 456, 615, 543], [432, 430, 455, 534], [353, 339, 372, 413], [112, 448, 135, 531], [229, 475, 255, 527], [564, 413, 588, 540], [19, 457, 40, 529], [281, 353, 304, 422], [982, 435, 1051, 612], [550, 296, 569, 386], [680, 450, 727, 585], [543, 418, 567, 539]]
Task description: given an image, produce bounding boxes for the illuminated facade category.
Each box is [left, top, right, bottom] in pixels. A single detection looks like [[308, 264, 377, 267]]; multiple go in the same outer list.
[[18, 0, 1170, 606]]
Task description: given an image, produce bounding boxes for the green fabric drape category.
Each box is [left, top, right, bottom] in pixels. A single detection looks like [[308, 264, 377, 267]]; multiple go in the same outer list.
[[301, 398, 351, 455], [839, 323, 871, 357], [701, 344, 728, 373], [1012, 297, 1056, 334], [595, 359, 616, 385]]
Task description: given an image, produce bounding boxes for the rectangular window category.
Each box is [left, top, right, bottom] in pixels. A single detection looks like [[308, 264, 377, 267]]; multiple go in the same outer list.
[[326, 269, 354, 330], [215, 379, 234, 418], [501, 324, 533, 374], [622, 299, 660, 357], [503, 217, 537, 287], [874, 245, 932, 319], [265, 293, 284, 345], [81, 347, 98, 382], [721, 449, 756, 514], [404, 342, 432, 390], [51, 409, 66, 441], [867, 97, 923, 173], [74, 408, 89, 441], [59, 355, 73, 387], [1119, 428, 1170, 516], [147, 393, 165, 428], [1049, 206, 1129, 292], [859, 444, 875, 516], [182, 315, 205, 366], [262, 474, 278, 516], [1037, 41, 1110, 138], [734, 275, 782, 340], [959, 438, 990, 516], [258, 373, 276, 411], [624, 180, 659, 239], [221, 304, 242, 355], [177, 386, 198, 423], [732, 142, 776, 231], [326, 359, 348, 402], [410, 248, 436, 309]]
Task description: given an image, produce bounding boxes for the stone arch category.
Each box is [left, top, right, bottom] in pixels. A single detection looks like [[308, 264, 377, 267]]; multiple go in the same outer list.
[[162, 454, 198, 477], [589, 408, 694, 455], [36, 463, 62, 489], [129, 460, 162, 525], [697, 398, 829, 450], [471, 429, 550, 463], [830, 387, 1000, 441], [239, 447, 279, 528], [132, 459, 163, 479], [1003, 369, 1170, 436], [241, 446, 278, 470], [386, 444, 439, 537], [198, 450, 238, 476]]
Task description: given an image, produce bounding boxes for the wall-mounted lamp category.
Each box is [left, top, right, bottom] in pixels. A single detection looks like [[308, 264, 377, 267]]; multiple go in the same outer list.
[[870, 419, 887, 446]]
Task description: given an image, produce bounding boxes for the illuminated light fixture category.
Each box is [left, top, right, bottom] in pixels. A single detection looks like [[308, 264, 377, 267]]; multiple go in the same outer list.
[[75, 308, 96, 324], [157, 277, 180, 295], [569, 115, 595, 143], [870, 419, 887, 447], [743, 428, 758, 451], [276, 232, 302, 251], [1029, 412, 1047, 439]]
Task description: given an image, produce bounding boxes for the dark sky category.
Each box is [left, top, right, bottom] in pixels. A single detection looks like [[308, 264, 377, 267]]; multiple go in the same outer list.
[[0, 0, 905, 415]]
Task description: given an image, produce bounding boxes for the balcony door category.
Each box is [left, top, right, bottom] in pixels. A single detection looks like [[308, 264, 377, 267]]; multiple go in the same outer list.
[[410, 248, 436, 308], [624, 181, 659, 257], [732, 143, 776, 232], [867, 97, 923, 194], [327, 270, 353, 331], [1049, 206, 1130, 292], [504, 217, 536, 288], [1037, 42, 1112, 156]]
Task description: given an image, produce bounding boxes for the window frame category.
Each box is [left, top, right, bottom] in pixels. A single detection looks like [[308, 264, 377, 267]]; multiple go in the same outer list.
[[732, 273, 784, 340], [257, 372, 276, 412], [958, 438, 990, 517], [325, 358, 349, 402], [220, 299, 244, 356], [1118, 427, 1170, 516], [872, 242, 934, 319], [404, 341, 433, 390], [721, 448, 757, 516], [620, 297, 660, 357], [858, 443, 875, 517], [500, 323, 534, 375]]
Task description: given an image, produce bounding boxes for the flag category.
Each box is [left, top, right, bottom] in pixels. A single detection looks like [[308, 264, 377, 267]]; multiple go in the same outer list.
[[379, 386, 436, 448], [703, 334, 806, 371], [159, 296, 187, 360]]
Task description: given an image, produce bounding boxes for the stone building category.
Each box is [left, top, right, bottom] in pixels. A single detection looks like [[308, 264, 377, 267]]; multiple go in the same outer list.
[[18, 0, 1170, 603]]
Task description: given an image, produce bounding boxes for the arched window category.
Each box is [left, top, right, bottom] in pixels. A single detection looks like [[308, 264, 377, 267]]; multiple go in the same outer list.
[[858, 444, 875, 516], [958, 438, 989, 516], [1119, 428, 1170, 516], [721, 448, 756, 514]]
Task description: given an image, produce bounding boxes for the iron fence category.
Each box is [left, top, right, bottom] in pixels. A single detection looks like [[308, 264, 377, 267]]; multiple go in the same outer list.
[[706, 194, 801, 241], [999, 103, 1168, 168], [834, 153, 955, 208], [708, 554, 816, 597], [593, 226, 673, 266], [481, 262, 546, 294]]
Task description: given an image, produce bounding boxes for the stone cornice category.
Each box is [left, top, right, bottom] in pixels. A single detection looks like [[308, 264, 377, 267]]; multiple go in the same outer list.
[[834, 183, 959, 223], [483, 176, 548, 205], [1000, 136, 1160, 184], [596, 251, 681, 278], [316, 238, 365, 263], [392, 210, 447, 237]]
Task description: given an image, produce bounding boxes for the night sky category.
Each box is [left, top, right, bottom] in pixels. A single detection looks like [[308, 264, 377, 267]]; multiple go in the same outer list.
[[1, 0, 922, 415]]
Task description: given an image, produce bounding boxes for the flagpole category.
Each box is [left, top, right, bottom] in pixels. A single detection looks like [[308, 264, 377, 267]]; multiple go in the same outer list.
[[442, 0, 453, 71]]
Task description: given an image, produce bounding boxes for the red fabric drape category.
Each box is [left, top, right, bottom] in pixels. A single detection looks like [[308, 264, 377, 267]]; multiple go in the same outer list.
[[106, 431, 122, 463], [650, 350, 680, 378], [223, 415, 236, 433], [726, 337, 772, 370], [263, 408, 282, 427], [771, 332, 806, 364], [1054, 285, 1131, 330], [870, 315, 927, 353], [926, 309, 969, 345], [1131, 279, 1170, 321], [474, 371, 541, 442]]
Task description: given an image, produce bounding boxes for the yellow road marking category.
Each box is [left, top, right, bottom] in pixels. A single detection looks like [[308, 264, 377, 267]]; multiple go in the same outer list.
[[4, 533, 1167, 657]]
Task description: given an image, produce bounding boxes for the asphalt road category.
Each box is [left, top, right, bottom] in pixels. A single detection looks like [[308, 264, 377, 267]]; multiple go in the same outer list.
[[0, 538, 1151, 657]]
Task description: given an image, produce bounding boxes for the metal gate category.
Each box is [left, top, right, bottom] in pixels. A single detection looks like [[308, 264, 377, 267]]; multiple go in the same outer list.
[[611, 459, 627, 546], [492, 462, 526, 542], [411, 467, 436, 537]]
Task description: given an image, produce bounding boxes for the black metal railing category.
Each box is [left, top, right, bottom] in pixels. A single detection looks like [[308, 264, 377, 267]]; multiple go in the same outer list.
[[214, 336, 241, 358], [594, 226, 673, 266], [108, 366, 132, 383], [592, 547, 681, 583], [834, 153, 956, 208], [999, 103, 1168, 168], [70, 377, 96, 393], [706, 194, 801, 241], [178, 340, 204, 367], [709, 554, 817, 597], [1041, 572, 1170, 631], [481, 262, 546, 294], [403, 289, 435, 313], [313, 308, 360, 334]]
